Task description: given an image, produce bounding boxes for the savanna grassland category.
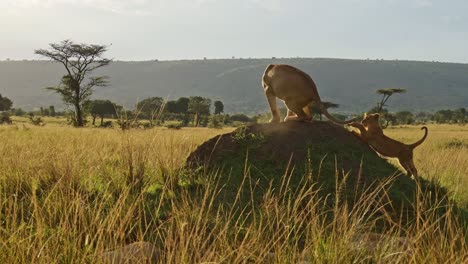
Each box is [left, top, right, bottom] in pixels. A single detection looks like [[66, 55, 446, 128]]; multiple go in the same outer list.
[[0, 120, 467, 263]]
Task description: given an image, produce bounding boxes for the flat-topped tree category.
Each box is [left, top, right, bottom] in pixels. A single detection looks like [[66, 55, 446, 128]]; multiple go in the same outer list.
[[368, 88, 406, 128], [35, 40, 111, 127], [375, 88, 406, 113]]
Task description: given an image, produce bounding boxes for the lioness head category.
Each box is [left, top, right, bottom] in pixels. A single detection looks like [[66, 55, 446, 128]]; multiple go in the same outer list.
[[362, 113, 380, 128]]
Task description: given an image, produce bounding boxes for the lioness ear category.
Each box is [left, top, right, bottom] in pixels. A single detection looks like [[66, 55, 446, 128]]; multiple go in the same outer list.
[[374, 113, 380, 119]]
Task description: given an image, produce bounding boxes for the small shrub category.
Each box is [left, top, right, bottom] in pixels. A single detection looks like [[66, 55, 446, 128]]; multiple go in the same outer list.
[[230, 114, 252, 123], [0, 112, 12, 124], [208, 115, 223, 129], [443, 139, 468, 149], [142, 122, 154, 129], [232, 126, 266, 147], [100, 121, 113, 128], [166, 123, 182, 130], [199, 116, 209, 127], [29, 115, 45, 126], [117, 118, 142, 130]]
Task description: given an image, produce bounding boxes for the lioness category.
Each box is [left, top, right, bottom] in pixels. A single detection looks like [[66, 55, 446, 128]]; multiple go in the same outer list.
[[262, 64, 355, 124], [350, 113, 428, 180]]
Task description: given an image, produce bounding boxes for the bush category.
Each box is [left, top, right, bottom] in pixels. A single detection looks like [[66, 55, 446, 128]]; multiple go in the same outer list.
[[142, 122, 153, 129], [166, 123, 183, 130], [117, 119, 143, 130], [29, 115, 45, 126], [13, 108, 26, 116], [199, 116, 209, 127], [208, 115, 223, 129], [229, 114, 252, 123], [100, 121, 113, 128], [0, 112, 12, 124]]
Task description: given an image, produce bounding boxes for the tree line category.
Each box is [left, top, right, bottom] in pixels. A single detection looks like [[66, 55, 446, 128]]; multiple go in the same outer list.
[[1, 90, 466, 127], [0, 95, 230, 126]]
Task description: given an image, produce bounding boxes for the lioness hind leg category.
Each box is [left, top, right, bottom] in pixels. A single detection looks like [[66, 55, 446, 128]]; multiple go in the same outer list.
[[303, 105, 314, 120], [284, 102, 310, 122], [287, 109, 296, 117], [265, 89, 280, 123]]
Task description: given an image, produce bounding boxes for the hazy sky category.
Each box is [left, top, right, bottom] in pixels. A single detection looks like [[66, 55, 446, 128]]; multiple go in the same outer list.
[[1, 0, 467, 62]]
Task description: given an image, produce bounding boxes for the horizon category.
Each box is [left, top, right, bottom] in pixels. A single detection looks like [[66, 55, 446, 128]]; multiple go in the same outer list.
[[1, 56, 468, 65]]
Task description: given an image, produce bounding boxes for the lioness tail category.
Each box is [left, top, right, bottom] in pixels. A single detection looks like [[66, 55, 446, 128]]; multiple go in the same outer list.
[[262, 64, 275, 88], [320, 104, 356, 125]]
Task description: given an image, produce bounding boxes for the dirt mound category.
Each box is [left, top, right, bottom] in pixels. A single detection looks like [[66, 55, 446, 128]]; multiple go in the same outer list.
[[187, 121, 393, 179]]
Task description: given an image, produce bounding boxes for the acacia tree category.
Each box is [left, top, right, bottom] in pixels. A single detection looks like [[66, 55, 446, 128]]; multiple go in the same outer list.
[[35, 40, 111, 127], [0, 94, 13, 124], [0, 94, 13, 111], [214, 100, 224, 114], [164, 100, 178, 113], [454, 108, 466, 124], [395, 111, 414, 125], [370, 88, 406, 128], [176, 97, 190, 114], [86, 100, 117, 126], [49, 106, 56, 117], [433, 110, 453, 123], [375, 88, 406, 113], [136, 97, 164, 125], [188, 96, 211, 126]]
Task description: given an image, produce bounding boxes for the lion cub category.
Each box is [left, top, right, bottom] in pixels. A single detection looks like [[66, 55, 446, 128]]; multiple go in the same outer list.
[[350, 113, 428, 180]]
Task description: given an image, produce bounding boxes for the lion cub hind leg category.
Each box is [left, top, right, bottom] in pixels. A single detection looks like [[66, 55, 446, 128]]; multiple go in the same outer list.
[[398, 157, 419, 181]]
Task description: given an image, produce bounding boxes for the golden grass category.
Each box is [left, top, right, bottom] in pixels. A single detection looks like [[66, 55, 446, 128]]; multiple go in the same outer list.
[[0, 123, 466, 263]]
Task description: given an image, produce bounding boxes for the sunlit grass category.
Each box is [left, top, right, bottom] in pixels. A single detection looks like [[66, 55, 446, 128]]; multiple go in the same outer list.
[[0, 123, 466, 263]]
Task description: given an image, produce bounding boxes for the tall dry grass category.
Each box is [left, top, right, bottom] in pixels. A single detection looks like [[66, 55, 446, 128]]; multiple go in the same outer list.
[[0, 124, 466, 263]]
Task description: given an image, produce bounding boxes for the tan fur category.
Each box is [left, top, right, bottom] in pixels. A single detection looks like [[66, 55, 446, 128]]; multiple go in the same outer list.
[[262, 64, 355, 124], [350, 113, 428, 180]]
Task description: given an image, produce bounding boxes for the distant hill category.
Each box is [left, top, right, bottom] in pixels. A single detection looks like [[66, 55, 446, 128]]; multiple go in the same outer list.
[[1, 58, 467, 114]]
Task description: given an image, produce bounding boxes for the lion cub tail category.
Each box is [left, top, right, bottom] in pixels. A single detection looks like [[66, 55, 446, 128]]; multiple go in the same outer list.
[[409, 126, 428, 149]]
